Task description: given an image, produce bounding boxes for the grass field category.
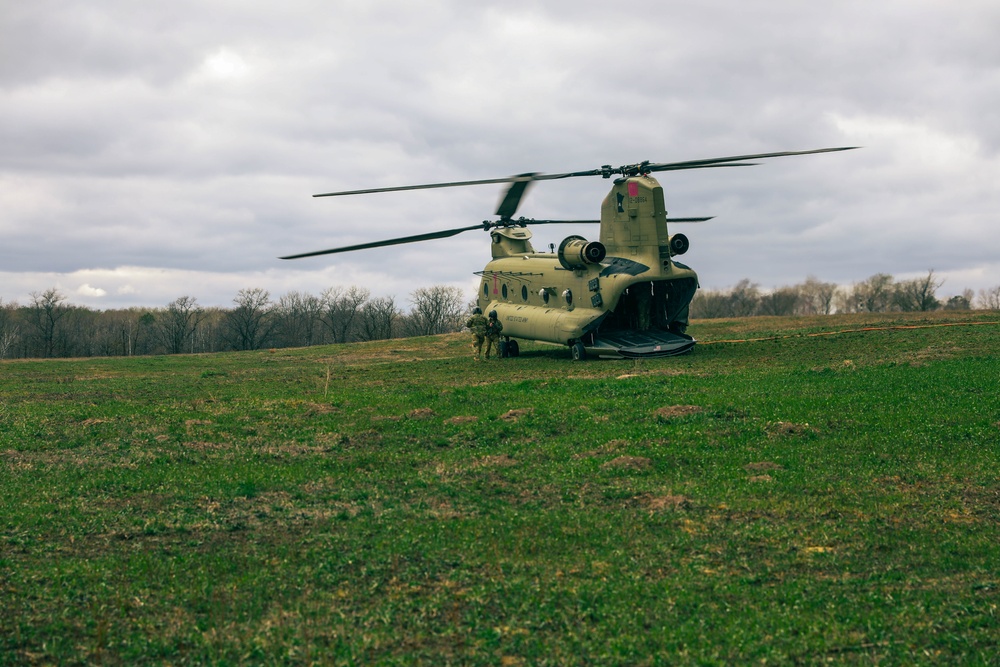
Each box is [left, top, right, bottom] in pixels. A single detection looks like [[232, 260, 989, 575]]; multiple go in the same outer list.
[[2, 311, 998, 665]]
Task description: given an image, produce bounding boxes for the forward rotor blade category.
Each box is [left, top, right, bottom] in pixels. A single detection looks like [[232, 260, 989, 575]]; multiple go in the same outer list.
[[279, 223, 487, 259], [515, 217, 712, 224], [495, 173, 538, 219], [514, 219, 601, 225], [314, 174, 532, 198]]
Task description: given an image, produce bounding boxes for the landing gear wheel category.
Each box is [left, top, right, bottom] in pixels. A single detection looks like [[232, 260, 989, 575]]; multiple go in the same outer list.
[[506, 339, 520, 358], [571, 341, 587, 361], [499, 340, 509, 358]]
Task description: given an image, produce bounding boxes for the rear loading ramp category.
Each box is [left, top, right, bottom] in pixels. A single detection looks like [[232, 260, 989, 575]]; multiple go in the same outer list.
[[589, 329, 695, 358]]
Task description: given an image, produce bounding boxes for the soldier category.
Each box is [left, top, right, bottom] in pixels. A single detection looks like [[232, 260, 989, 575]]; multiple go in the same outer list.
[[465, 307, 488, 360], [484, 310, 504, 359]]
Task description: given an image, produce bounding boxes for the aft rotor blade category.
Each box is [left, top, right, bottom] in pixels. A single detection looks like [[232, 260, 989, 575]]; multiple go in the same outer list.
[[644, 146, 858, 173], [311, 147, 858, 199], [279, 223, 487, 259]]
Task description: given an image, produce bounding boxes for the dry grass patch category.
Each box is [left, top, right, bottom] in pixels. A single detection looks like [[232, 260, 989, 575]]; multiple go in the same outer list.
[[300, 402, 340, 416], [643, 494, 692, 511], [654, 405, 703, 421], [765, 421, 817, 437], [471, 454, 518, 469], [499, 408, 533, 422], [444, 415, 478, 425], [573, 439, 633, 459], [340, 430, 384, 447], [744, 461, 785, 472], [602, 456, 653, 471], [748, 474, 774, 483]]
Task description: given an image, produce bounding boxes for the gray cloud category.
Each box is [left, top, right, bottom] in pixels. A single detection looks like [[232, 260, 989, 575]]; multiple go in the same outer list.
[[2, 0, 999, 309]]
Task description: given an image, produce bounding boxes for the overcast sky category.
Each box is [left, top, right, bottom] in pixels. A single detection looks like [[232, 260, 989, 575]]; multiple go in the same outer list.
[[3, 0, 998, 310]]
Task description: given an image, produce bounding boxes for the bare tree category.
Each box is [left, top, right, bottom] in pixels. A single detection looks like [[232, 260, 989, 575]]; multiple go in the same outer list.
[[728, 279, 761, 317], [225, 288, 275, 351], [0, 299, 20, 359], [157, 296, 204, 354], [797, 276, 839, 315], [357, 296, 398, 341], [943, 289, 973, 310], [322, 286, 370, 343], [758, 286, 800, 316], [844, 273, 895, 313], [977, 285, 1000, 310], [893, 270, 942, 312], [27, 288, 70, 357], [275, 291, 325, 347], [689, 290, 732, 319], [406, 285, 465, 336]]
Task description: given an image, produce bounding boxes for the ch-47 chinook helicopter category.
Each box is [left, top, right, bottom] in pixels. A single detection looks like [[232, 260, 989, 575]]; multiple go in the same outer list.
[[282, 146, 856, 360]]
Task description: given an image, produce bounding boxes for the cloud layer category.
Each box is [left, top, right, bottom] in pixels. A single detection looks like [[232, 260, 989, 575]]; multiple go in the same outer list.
[[3, 0, 998, 309]]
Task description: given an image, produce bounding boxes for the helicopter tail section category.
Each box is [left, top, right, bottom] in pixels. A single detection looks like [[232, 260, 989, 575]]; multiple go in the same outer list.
[[579, 276, 698, 357]]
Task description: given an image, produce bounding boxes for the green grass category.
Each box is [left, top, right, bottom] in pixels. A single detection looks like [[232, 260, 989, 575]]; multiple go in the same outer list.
[[1, 310, 998, 665]]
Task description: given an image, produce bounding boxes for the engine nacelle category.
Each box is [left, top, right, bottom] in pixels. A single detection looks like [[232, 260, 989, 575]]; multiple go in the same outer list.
[[668, 233, 689, 256], [558, 235, 607, 270]]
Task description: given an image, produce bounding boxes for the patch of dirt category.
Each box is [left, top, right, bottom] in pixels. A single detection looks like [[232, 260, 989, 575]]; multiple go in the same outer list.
[[654, 405, 703, 421], [765, 421, 817, 437], [748, 474, 773, 483], [445, 415, 478, 425], [408, 407, 436, 419], [340, 430, 383, 447], [471, 454, 517, 469], [499, 408, 533, 422], [901, 345, 962, 367], [744, 461, 785, 472], [573, 439, 633, 459], [602, 455, 653, 471], [371, 414, 403, 422], [644, 494, 691, 511], [432, 454, 519, 478], [802, 546, 834, 554], [301, 402, 340, 416], [617, 369, 695, 380], [182, 441, 228, 452]]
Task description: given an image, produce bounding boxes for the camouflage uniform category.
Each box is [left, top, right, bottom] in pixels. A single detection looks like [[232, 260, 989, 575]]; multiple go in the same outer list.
[[466, 311, 488, 360], [484, 311, 503, 359]]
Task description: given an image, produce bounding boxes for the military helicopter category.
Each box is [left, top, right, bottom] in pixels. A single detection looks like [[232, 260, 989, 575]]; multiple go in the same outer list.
[[282, 147, 856, 360]]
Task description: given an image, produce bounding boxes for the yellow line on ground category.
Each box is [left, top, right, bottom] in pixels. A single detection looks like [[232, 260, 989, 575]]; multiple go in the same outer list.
[[699, 320, 1000, 345]]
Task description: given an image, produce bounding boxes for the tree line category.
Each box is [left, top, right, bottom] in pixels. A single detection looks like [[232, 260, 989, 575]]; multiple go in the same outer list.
[[2, 272, 998, 360], [689, 271, 1000, 319], [0, 285, 466, 360]]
